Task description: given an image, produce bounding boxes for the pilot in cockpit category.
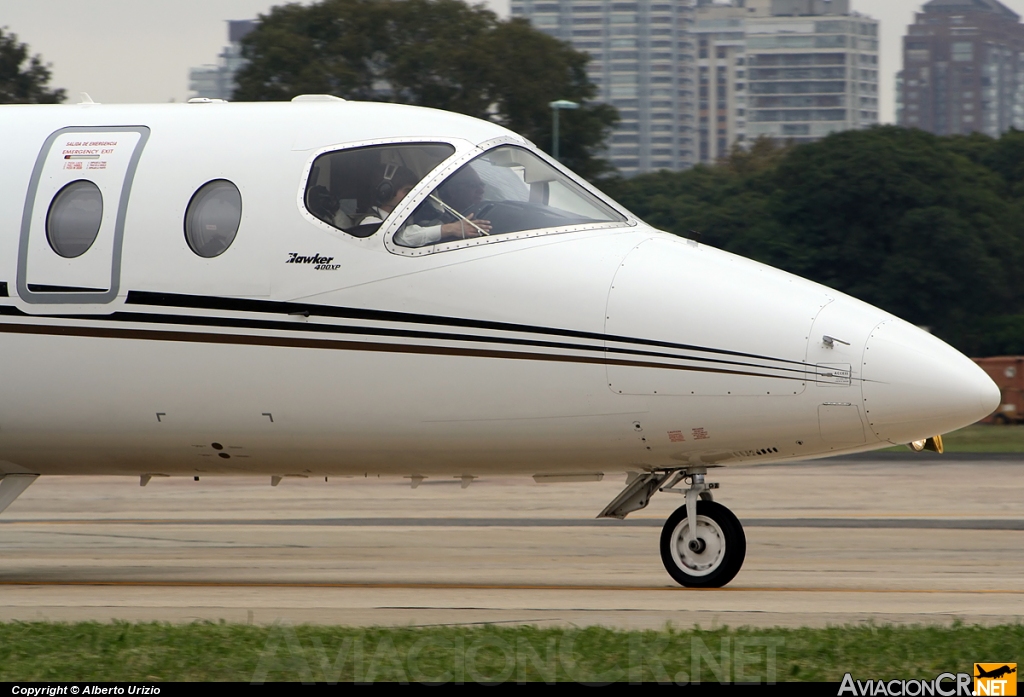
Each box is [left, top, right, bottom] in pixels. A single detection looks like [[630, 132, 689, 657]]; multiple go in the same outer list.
[[393, 165, 493, 247], [357, 164, 419, 227]]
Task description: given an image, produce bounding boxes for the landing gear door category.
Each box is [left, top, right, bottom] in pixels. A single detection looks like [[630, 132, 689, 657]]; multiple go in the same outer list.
[[17, 126, 149, 307]]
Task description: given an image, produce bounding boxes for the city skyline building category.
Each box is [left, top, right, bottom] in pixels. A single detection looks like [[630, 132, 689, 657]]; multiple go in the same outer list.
[[742, 0, 879, 147], [188, 20, 256, 101], [690, 0, 882, 163], [694, 0, 749, 162], [897, 0, 1024, 136], [513, 0, 877, 173], [511, 0, 698, 175]]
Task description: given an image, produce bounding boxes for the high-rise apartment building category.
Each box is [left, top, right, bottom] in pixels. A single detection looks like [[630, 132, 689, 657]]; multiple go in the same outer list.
[[698, 0, 879, 161], [514, 0, 876, 172], [188, 20, 257, 101], [743, 0, 879, 146], [694, 0, 769, 161], [897, 0, 1024, 136], [511, 0, 698, 175]]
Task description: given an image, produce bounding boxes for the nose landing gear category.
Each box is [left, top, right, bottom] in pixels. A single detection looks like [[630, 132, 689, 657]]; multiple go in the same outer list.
[[598, 468, 746, 588], [661, 498, 745, 587]]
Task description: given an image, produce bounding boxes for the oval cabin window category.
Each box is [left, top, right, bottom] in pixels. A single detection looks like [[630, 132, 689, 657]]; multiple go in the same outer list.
[[184, 180, 242, 258], [46, 180, 103, 258]]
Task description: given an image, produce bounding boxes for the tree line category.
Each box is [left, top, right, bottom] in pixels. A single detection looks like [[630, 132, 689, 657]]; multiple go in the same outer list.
[[0, 27, 64, 103], [233, 0, 618, 180], [602, 127, 1024, 357]]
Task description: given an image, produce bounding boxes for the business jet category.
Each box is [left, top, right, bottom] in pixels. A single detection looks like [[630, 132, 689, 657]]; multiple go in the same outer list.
[[0, 96, 999, 588]]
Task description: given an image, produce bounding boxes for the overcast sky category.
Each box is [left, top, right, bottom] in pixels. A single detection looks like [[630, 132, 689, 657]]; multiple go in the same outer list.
[[6, 0, 1024, 123]]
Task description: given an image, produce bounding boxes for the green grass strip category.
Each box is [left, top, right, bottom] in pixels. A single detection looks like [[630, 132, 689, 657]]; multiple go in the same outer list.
[[884, 424, 1024, 453], [0, 622, 1021, 682]]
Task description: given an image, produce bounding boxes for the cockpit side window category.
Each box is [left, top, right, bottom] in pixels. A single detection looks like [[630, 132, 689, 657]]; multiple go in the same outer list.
[[393, 145, 627, 248], [304, 143, 455, 238]]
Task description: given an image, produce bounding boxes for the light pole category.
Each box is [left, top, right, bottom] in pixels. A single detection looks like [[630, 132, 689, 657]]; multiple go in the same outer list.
[[549, 99, 579, 162]]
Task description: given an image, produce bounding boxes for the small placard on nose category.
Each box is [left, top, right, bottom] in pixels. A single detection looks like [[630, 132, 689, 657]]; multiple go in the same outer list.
[[816, 363, 852, 386]]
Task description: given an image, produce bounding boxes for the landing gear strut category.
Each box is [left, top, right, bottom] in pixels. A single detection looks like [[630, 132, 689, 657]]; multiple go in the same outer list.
[[598, 468, 746, 588]]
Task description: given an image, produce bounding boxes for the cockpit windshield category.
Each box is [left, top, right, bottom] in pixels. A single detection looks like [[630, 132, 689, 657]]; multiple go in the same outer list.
[[393, 146, 627, 248]]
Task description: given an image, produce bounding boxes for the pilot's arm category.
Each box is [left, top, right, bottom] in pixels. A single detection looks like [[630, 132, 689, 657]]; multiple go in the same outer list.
[[394, 217, 491, 247], [393, 198, 491, 247], [394, 222, 442, 247]]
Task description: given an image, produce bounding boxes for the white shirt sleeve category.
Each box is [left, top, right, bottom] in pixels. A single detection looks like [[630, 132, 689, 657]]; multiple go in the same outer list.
[[393, 223, 442, 247], [358, 207, 385, 226]]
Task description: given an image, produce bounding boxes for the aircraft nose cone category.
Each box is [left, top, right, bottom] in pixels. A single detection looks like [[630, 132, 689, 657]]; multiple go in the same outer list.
[[861, 319, 1000, 444]]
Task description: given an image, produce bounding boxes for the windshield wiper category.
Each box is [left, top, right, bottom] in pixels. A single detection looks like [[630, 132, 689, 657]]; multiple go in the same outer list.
[[429, 194, 490, 236]]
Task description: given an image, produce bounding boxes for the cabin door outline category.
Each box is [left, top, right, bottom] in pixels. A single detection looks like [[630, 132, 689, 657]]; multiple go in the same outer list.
[[17, 125, 150, 305]]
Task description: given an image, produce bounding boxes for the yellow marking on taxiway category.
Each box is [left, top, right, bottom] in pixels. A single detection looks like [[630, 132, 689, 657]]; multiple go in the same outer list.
[[0, 580, 1021, 594]]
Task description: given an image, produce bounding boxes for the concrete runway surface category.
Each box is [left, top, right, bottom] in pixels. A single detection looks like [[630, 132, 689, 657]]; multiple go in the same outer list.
[[0, 457, 1021, 629]]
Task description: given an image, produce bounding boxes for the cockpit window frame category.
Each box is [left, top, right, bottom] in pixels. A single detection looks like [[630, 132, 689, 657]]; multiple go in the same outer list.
[[296, 136, 476, 242], [381, 139, 638, 257]]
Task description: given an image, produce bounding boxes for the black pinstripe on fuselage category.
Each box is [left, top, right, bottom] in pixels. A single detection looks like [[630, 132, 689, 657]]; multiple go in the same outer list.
[[0, 289, 837, 383]]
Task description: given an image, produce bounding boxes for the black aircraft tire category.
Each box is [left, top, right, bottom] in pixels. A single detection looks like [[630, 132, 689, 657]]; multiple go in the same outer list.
[[659, 500, 746, 588]]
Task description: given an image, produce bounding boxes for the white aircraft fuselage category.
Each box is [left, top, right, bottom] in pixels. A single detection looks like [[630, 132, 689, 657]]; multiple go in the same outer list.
[[0, 99, 999, 587]]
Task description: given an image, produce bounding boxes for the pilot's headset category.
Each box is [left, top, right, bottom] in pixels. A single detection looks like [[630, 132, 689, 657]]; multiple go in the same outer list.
[[375, 163, 399, 206]]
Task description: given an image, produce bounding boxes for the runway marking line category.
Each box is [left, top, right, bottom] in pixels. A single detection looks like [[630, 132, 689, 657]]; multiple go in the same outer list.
[[0, 581, 1021, 594]]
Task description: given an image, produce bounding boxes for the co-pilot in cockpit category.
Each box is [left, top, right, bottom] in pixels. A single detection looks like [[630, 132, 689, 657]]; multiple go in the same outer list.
[[304, 143, 626, 247]]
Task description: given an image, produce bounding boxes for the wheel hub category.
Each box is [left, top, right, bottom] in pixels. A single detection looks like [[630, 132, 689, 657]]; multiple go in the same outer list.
[[672, 515, 725, 575]]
